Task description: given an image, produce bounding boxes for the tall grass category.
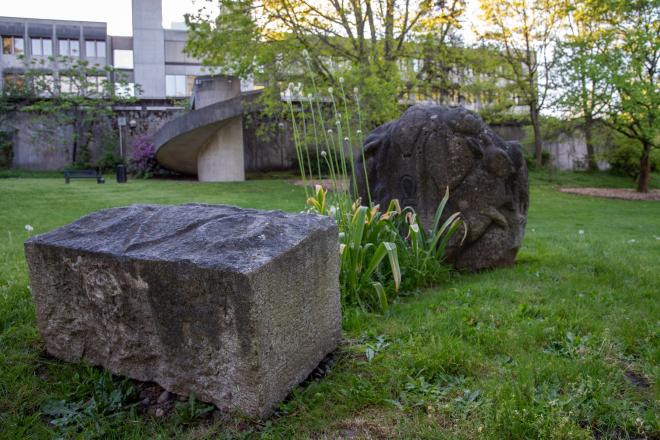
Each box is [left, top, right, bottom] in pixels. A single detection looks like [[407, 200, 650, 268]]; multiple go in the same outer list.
[[284, 62, 464, 312]]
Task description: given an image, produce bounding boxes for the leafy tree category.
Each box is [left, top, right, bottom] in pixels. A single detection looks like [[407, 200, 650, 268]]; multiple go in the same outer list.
[[20, 56, 137, 165], [0, 74, 34, 168], [476, 0, 562, 166], [555, 1, 614, 171], [185, 0, 466, 126], [595, 0, 658, 192]]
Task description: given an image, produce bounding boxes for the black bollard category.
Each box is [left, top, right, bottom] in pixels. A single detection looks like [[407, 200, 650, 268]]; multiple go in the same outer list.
[[116, 164, 127, 183]]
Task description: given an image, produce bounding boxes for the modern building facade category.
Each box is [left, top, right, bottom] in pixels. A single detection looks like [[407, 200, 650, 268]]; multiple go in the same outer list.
[[0, 0, 211, 100]]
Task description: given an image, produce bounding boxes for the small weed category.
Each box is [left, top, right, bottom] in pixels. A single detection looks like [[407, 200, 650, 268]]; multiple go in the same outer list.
[[516, 303, 543, 320], [546, 331, 591, 358], [174, 395, 215, 425], [40, 369, 137, 433], [364, 334, 390, 363]]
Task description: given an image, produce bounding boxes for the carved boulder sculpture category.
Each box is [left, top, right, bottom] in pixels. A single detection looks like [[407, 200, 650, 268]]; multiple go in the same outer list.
[[25, 204, 341, 418], [354, 105, 529, 271]]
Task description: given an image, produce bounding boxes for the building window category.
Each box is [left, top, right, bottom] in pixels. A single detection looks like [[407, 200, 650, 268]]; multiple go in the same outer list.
[[58, 39, 79, 57], [59, 75, 78, 94], [115, 82, 135, 97], [31, 38, 52, 56], [34, 74, 55, 96], [113, 49, 133, 69], [2, 36, 25, 55], [87, 75, 107, 94], [3, 72, 25, 90], [166, 74, 195, 97], [86, 40, 106, 58]]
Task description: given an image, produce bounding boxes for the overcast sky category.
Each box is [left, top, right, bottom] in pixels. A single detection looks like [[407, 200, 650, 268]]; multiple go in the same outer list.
[[1, 0, 482, 40], [0, 0, 202, 36]]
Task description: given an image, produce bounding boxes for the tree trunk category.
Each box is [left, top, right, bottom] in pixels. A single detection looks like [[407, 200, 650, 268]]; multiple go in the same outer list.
[[636, 142, 651, 193], [530, 105, 543, 166], [584, 115, 597, 172], [72, 139, 78, 164]]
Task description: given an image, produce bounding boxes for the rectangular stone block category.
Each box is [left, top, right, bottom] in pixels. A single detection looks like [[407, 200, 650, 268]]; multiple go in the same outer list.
[[25, 204, 341, 418]]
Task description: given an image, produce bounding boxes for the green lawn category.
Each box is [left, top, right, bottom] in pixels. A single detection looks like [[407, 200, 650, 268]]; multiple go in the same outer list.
[[1, 172, 658, 439]]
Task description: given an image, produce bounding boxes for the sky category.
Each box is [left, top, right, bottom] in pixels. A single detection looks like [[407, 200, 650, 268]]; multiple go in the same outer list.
[[0, 0, 204, 36], [0, 0, 482, 41]]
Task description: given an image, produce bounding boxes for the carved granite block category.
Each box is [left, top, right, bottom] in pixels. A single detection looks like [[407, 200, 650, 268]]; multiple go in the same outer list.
[[25, 204, 341, 417]]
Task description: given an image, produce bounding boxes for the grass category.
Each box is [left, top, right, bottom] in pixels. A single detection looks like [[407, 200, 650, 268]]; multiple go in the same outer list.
[[1, 170, 658, 439]]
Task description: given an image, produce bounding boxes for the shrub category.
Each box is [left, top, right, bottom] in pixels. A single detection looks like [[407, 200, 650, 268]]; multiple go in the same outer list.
[[605, 142, 659, 179], [96, 131, 124, 172], [524, 150, 552, 170], [129, 136, 159, 178], [0, 131, 13, 169]]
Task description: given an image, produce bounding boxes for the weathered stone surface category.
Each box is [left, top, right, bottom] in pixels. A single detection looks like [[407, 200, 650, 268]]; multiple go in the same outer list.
[[25, 204, 341, 418], [354, 105, 529, 271]]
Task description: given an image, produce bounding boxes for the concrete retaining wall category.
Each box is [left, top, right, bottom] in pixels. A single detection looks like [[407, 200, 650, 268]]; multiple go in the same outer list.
[[1, 107, 606, 173], [1, 105, 296, 172]]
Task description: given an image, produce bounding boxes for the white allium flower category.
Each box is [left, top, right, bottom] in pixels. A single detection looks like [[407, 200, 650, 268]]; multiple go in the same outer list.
[[353, 87, 359, 94], [335, 120, 341, 125], [344, 137, 349, 142], [339, 77, 345, 83], [327, 129, 333, 134], [356, 129, 362, 134], [25, 224, 34, 232], [321, 150, 327, 157], [328, 87, 333, 93], [578, 229, 584, 235]]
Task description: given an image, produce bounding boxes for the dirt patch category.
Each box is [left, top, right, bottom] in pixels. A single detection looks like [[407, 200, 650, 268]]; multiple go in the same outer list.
[[559, 187, 660, 201], [319, 406, 404, 439], [136, 381, 183, 417], [624, 368, 651, 389]]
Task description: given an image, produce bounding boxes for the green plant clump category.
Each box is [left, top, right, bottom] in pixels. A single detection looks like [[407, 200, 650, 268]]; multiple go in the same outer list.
[[606, 142, 659, 180], [286, 61, 464, 312]]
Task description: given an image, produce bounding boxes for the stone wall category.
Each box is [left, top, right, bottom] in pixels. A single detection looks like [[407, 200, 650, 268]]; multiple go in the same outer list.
[[1, 106, 607, 173], [491, 123, 610, 171], [3, 111, 75, 170], [490, 123, 527, 143], [1, 105, 297, 173], [543, 131, 610, 171], [0, 106, 181, 171], [243, 113, 296, 171]]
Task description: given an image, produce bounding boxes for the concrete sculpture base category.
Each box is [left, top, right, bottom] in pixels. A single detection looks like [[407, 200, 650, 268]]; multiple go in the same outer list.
[[197, 118, 245, 182], [154, 75, 258, 182]]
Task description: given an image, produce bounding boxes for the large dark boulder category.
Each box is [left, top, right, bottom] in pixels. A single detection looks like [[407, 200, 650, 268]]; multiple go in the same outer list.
[[354, 105, 529, 271], [25, 204, 341, 418]]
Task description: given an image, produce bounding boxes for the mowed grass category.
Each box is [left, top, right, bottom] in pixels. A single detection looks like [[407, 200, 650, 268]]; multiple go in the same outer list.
[[0, 171, 658, 439]]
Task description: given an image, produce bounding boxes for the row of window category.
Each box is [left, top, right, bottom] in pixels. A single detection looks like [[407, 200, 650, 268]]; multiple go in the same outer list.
[[165, 74, 195, 97], [3, 72, 113, 95], [2, 36, 106, 57], [3, 71, 196, 98]]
